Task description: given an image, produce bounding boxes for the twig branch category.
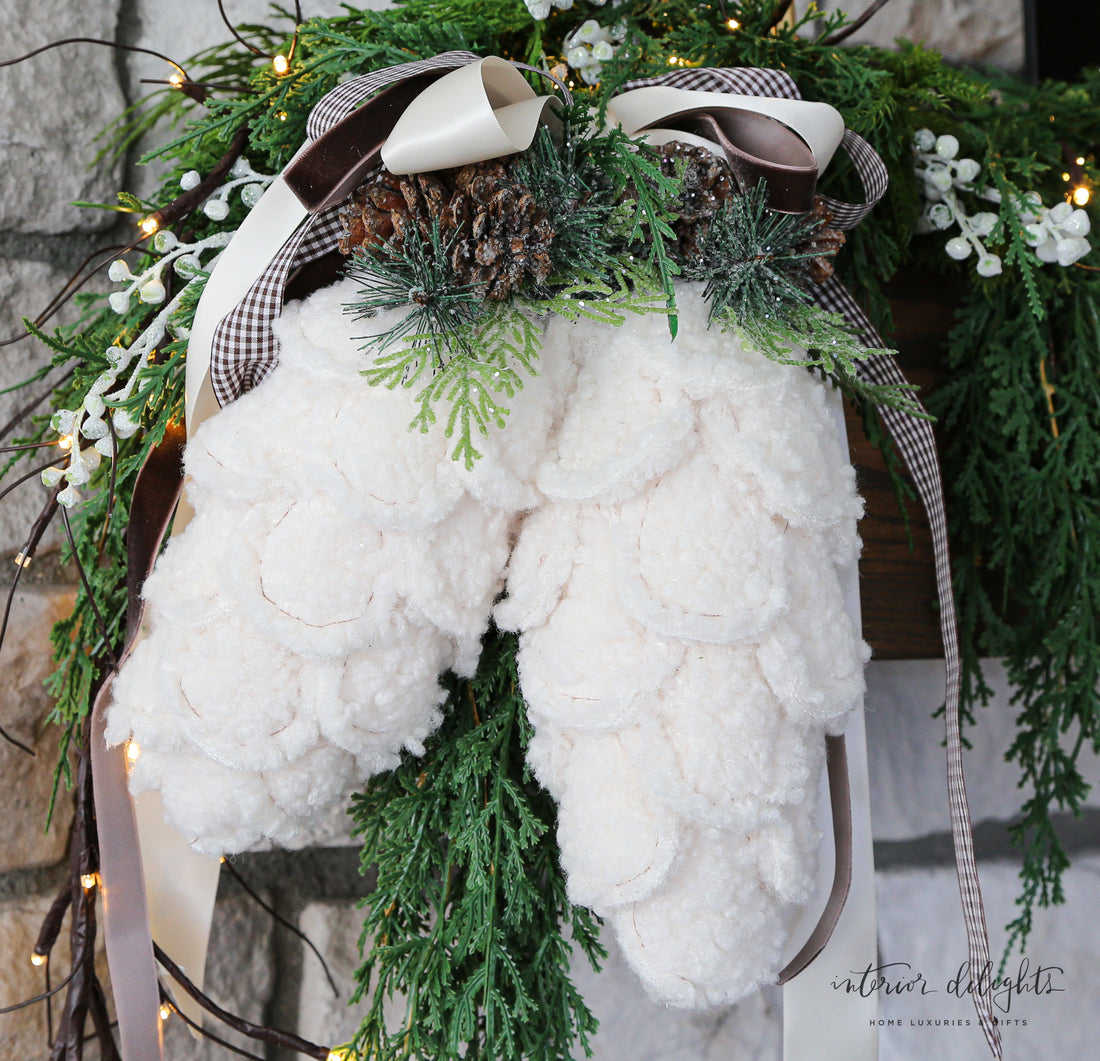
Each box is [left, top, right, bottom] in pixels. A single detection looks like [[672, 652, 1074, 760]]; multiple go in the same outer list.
[[160, 992, 268, 1061], [154, 943, 330, 1059], [822, 0, 896, 45], [59, 505, 119, 672]]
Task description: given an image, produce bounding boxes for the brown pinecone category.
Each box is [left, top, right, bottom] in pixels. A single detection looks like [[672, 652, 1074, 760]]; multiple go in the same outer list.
[[659, 140, 735, 258], [796, 197, 847, 284], [338, 161, 555, 301]]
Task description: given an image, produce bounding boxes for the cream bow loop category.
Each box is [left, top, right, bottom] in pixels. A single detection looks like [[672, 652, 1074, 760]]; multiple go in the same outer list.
[[381, 57, 563, 174], [607, 86, 846, 173]]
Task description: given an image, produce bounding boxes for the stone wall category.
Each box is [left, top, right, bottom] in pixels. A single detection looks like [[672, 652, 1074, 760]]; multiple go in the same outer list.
[[2, 2, 1096, 1060]]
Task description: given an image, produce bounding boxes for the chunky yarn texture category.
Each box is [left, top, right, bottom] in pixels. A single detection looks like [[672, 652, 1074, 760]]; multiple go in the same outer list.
[[106, 279, 867, 1006]]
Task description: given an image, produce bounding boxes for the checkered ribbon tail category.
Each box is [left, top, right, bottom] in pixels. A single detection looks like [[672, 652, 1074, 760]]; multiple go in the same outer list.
[[209, 51, 479, 407]]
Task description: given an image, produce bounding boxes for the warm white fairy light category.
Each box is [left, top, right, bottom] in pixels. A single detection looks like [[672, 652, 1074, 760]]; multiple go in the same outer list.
[[30, 952, 47, 967], [126, 740, 141, 763], [80, 872, 98, 891], [1073, 185, 1091, 206], [140, 216, 160, 236], [272, 53, 290, 75], [168, 72, 183, 88], [158, 1003, 172, 1022]]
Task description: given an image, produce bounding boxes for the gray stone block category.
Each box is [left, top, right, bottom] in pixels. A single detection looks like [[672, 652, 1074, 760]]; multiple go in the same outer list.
[[0, 258, 82, 557], [0, 891, 109, 1060], [296, 900, 376, 1050], [875, 857, 1100, 1060], [815, 0, 1024, 69], [864, 659, 1100, 842], [0, 583, 75, 873], [0, 2, 126, 234]]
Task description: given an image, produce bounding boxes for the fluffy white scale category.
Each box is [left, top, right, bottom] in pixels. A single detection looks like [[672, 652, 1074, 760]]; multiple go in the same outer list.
[[106, 278, 867, 1010], [496, 285, 868, 1008], [106, 279, 577, 854]]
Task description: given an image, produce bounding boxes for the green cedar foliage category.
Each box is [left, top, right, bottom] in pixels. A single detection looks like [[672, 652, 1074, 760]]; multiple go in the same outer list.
[[347, 627, 604, 1061], [929, 270, 1100, 961]]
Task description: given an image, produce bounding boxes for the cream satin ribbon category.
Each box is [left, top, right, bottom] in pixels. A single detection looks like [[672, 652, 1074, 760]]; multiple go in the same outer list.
[[381, 56, 563, 174], [142, 165, 322, 1037], [606, 85, 846, 172]]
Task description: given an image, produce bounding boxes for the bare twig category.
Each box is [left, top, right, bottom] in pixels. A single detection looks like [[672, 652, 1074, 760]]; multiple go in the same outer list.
[[822, 0, 896, 45], [0, 968, 77, 1015], [154, 943, 330, 1059], [0, 370, 74, 441], [160, 993, 268, 1061], [0, 241, 144, 348]]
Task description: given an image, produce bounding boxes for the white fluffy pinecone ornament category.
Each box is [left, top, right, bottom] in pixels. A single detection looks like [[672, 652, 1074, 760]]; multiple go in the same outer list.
[[106, 278, 866, 1009], [495, 285, 867, 1007]]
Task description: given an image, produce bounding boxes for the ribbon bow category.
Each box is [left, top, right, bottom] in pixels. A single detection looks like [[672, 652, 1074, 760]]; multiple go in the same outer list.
[[96, 53, 1002, 1061]]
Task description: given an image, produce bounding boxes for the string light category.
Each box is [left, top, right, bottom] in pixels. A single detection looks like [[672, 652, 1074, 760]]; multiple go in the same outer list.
[[326, 1050, 352, 1061], [275, 110, 288, 122], [1076, 156, 1086, 166], [140, 216, 160, 236], [727, 18, 741, 30], [58, 434, 73, 451], [168, 72, 183, 88], [80, 872, 98, 891], [272, 53, 290, 75], [13, 552, 32, 569], [30, 952, 47, 967], [159, 1003, 172, 1022], [126, 740, 141, 763], [1063, 172, 1072, 182], [1073, 185, 1091, 206]]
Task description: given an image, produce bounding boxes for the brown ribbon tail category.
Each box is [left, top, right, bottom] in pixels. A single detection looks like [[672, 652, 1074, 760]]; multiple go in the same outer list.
[[642, 106, 818, 213], [778, 734, 852, 983], [94, 423, 188, 1061], [284, 71, 451, 213]]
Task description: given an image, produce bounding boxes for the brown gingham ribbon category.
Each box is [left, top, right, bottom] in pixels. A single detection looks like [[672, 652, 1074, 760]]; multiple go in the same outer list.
[[204, 58, 1001, 1060]]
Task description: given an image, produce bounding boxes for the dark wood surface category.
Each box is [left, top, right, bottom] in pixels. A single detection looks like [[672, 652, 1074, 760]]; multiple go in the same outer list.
[[845, 272, 960, 660]]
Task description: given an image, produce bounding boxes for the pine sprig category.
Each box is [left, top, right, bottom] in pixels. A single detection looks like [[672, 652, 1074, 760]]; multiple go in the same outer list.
[[347, 627, 604, 1061], [683, 181, 821, 327]]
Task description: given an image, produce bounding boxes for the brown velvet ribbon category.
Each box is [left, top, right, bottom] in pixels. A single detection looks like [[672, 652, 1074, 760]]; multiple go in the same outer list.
[[639, 107, 819, 213]]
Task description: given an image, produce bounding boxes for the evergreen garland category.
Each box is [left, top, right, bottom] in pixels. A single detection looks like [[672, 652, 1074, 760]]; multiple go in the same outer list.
[[349, 628, 604, 1061]]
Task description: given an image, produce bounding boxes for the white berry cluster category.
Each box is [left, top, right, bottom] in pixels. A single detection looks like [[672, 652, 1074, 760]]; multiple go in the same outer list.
[[49, 160, 274, 507], [563, 17, 625, 85], [914, 128, 1091, 276], [523, 0, 578, 21]]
